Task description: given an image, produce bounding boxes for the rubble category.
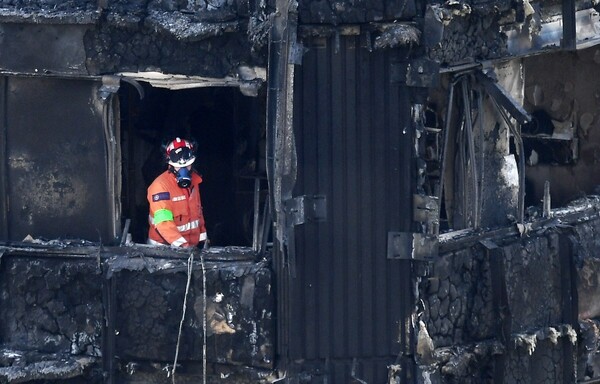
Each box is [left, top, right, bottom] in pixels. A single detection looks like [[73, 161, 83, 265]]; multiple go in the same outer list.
[[0, 355, 96, 383]]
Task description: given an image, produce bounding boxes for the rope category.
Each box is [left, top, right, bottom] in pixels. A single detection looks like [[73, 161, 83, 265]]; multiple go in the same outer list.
[[201, 249, 207, 384], [172, 251, 194, 383]]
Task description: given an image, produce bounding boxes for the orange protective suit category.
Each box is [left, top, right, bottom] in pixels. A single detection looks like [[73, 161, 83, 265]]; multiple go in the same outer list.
[[147, 170, 207, 247]]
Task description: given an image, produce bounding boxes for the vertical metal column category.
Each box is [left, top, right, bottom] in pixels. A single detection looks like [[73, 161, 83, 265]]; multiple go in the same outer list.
[[562, 0, 576, 50], [559, 234, 578, 383], [266, 0, 299, 374], [484, 240, 511, 384], [0, 77, 7, 240], [102, 274, 117, 384]]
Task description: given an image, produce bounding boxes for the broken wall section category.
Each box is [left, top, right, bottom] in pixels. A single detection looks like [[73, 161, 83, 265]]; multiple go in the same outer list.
[[418, 220, 583, 382], [0, 247, 274, 383]]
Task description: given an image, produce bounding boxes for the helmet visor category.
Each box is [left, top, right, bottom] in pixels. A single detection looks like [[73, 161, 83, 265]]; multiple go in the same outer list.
[[168, 147, 195, 167]]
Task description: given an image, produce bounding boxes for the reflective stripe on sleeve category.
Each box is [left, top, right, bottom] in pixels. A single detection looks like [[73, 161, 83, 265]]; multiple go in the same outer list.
[[153, 209, 174, 224], [172, 237, 187, 247], [200, 232, 207, 241], [147, 238, 167, 246], [177, 219, 199, 233]]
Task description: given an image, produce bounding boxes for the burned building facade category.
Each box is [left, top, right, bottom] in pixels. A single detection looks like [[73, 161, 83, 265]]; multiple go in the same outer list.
[[3, 0, 600, 383]]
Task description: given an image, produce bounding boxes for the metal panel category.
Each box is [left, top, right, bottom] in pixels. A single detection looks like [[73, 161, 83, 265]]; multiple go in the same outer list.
[[0, 24, 90, 75], [1, 76, 112, 242], [289, 35, 415, 381]]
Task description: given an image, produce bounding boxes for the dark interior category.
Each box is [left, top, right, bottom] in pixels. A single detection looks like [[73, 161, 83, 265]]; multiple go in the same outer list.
[[119, 82, 267, 246]]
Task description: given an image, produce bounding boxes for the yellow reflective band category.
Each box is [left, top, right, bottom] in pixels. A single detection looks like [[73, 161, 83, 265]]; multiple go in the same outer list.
[[153, 209, 174, 224]]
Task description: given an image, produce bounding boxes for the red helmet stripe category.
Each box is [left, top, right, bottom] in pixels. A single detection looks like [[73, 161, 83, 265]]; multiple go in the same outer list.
[[166, 137, 193, 156]]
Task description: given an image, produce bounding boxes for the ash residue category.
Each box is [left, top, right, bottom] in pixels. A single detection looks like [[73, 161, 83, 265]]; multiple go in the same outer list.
[[373, 23, 420, 49], [0, 355, 97, 383], [144, 10, 239, 40], [426, 9, 509, 66], [247, 10, 272, 53], [0, 0, 96, 15]]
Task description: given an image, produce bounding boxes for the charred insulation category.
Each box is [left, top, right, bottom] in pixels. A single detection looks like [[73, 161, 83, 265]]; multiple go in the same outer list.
[[426, 9, 509, 66]]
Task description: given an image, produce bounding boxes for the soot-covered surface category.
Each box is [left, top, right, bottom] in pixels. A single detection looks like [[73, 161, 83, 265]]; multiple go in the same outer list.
[[0, 0, 269, 77], [0, 246, 274, 383], [416, 198, 600, 383]]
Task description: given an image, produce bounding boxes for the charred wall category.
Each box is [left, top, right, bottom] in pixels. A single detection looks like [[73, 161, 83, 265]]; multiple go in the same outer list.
[[419, 231, 576, 383], [0, 257, 104, 356], [0, 0, 268, 77], [0, 247, 274, 383], [416, 198, 600, 383], [0, 76, 115, 243], [297, 0, 417, 24], [83, 23, 260, 76], [114, 259, 273, 367], [425, 6, 510, 66]]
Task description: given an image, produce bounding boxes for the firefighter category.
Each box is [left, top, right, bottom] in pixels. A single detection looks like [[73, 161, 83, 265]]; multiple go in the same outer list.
[[147, 137, 207, 248]]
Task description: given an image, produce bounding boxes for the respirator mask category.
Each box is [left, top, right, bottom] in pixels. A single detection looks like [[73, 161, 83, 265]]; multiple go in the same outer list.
[[175, 167, 192, 188], [165, 138, 196, 188]]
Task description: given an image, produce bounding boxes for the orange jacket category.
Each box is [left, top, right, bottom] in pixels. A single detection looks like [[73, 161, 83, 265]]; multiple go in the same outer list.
[[147, 170, 207, 247]]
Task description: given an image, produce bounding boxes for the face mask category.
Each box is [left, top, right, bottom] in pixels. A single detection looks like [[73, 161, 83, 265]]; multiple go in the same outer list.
[[175, 167, 192, 188]]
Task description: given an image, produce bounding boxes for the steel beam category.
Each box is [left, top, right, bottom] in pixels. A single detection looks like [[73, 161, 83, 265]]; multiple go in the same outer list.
[[475, 71, 531, 125], [562, 0, 576, 50]]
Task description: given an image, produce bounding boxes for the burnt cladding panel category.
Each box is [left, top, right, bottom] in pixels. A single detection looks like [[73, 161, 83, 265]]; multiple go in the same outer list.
[[0, 24, 88, 75], [3, 76, 110, 242], [290, 34, 413, 377]]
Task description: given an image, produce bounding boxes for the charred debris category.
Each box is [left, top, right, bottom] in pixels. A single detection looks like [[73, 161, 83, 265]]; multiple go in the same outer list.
[[4, 0, 600, 383]]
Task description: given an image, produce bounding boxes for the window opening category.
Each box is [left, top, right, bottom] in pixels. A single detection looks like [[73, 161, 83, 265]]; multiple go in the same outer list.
[[119, 82, 269, 248]]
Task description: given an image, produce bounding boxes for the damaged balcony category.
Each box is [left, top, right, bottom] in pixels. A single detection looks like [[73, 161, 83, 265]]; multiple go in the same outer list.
[[0, 244, 275, 383], [406, 1, 600, 380]]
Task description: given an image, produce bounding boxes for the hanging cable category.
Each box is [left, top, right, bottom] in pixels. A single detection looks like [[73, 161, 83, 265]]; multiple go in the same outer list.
[[476, 89, 485, 227], [461, 76, 480, 228], [438, 83, 454, 203], [172, 251, 194, 383], [201, 249, 207, 384]]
